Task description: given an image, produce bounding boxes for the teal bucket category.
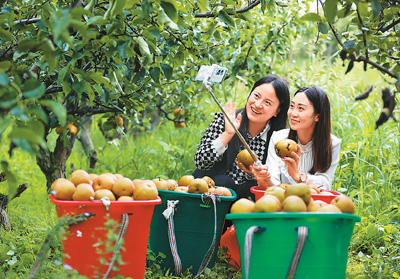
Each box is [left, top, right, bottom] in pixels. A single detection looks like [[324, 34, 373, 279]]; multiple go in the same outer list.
[[148, 188, 236, 276], [226, 212, 360, 279]]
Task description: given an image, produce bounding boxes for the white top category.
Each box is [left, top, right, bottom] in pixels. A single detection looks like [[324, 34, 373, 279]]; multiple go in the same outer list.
[[266, 128, 342, 190]]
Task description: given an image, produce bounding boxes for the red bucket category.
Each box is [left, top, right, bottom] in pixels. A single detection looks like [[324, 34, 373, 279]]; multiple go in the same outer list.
[[250, 186, 341, 203], [49, 195, 161, 278]]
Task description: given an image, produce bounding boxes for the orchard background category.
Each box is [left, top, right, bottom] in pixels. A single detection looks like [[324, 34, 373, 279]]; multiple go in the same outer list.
[[1, 0, 400, 278]]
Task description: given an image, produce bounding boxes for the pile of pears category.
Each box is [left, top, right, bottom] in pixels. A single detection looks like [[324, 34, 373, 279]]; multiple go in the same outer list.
[[50, 170, 159, 201], [154, 175, 233, 197], [231, 183, 355, 214]]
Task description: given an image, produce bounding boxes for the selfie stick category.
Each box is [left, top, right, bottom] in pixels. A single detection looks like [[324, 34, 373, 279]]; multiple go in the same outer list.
[[201, 66, 262, 166]]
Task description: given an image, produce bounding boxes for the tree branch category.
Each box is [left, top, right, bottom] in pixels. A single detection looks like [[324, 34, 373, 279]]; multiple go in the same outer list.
[[13, 18, 41, 25], [355, 56, 397, 79], [379, 17, 400, 33], [194, 0, 260, 18]]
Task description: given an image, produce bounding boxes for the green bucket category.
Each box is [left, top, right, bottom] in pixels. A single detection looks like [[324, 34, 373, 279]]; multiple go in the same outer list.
[[148, 188, 236, 276], [226, 212, 360, 279]]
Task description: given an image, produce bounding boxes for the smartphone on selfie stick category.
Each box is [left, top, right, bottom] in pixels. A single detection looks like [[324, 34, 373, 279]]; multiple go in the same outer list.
[[195, 64, 261, 166]]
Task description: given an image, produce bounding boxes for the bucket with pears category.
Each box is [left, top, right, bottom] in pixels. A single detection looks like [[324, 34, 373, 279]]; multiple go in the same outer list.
[[228, 139, 361, 279], [49, 170, 162, 279], [148, 174, 237, 277]]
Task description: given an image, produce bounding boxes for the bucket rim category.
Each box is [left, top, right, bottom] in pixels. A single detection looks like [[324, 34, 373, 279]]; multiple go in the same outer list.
[[226, 212, 361, 222], [250, 186, 341, 196], [49, 194, 162, 205], [157, 186, 237, 201]]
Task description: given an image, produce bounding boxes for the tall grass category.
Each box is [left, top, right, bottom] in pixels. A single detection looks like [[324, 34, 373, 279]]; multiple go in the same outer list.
[[1, 57, 400, 278]]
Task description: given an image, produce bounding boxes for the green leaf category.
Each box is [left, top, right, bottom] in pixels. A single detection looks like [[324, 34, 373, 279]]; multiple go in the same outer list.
[[158, 8, 178, 29], [161, 63, 173, 80], [343, 40, 356, 49], [174, 51, 184, 66], [147, 26, 161, 39], [261, 0, 266, 13], [161, 1, 178, 23], [217, 10, 235, 27], [0, 72, 9, 86], [372, 0, 381, 18], [52, 12, 71, 42], [0, 118, 12, 136], [324, 0, 338, 23], [28, 107, 49, 124], [150, 67, 161, 82], [18, 39, 38, 52], [22, 80, 46, 99], [40, 100, 67, 127], [318, 22, 329, 34], [300, 13, 321, 22], [0, 27, 13, 42], [134, 37, 150, 55], [89, 72, 110, 85], [238, 11, 253, 22], [197, 0, 209, 12], [0, 61, 12, 72], [8, 127, 46, 146]]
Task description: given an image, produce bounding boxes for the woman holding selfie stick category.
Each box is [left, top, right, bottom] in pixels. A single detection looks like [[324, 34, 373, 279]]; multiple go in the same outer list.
[[192, 75, 290, 200]]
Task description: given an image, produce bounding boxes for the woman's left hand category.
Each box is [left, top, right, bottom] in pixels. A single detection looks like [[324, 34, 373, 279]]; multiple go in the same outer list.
[[236, 159, 253, 175], [282, 145, 302, 182]]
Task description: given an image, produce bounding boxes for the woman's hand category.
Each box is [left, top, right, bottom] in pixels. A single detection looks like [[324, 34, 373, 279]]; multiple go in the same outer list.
[[236, 159, 253, 175], [250, 164, 271, 187], [282, 145, 302, 182], [224, 101, 242, 136], [220, 101, 242, 146]]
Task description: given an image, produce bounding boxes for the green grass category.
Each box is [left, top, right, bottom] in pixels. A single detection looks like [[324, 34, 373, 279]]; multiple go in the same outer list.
[[1, 57, 400, 278]]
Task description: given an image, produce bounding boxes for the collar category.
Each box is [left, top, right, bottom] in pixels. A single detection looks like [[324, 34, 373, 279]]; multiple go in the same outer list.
[[247, 123, 271, 141]]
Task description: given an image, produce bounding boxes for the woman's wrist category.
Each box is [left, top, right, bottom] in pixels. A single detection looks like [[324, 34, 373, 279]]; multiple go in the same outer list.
[[220, 131, 234, 147]]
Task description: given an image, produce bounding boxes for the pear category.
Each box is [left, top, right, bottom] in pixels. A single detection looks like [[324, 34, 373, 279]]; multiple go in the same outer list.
[[51, 178, 76, 200], [317, 204, 342, 213], [254, 195, 281, 212], [73, 183, 95, 201], [282, 195, 307, 212], [264, 186, 285, 203], [285, 183, 311, 205], [237, 149, 257, 167], [94, 189, 116, 201], [275, 139, 297, 158], [230, 198, 255, 213], [187, 178, 209, 194], [307, 199, 327, 211], [330, 195, 355, 214], [70, 169, 91, 186], [178, 175, 194, 186]]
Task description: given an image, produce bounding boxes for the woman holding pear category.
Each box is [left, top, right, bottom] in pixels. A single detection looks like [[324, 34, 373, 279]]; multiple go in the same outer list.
[[252, 86, 341, 191], [192, 75, 290, 200]]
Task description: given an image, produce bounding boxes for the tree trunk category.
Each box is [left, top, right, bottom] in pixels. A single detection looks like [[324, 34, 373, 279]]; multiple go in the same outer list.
[[0, 183, 28, 230], [37, 136, 76, 192]]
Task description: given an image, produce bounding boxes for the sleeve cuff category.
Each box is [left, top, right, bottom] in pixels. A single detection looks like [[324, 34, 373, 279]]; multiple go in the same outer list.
[[213, 137, 227, 156]]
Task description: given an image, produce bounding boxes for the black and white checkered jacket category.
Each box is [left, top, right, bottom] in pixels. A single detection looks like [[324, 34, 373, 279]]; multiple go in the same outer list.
[[194, 112, 272, 185]]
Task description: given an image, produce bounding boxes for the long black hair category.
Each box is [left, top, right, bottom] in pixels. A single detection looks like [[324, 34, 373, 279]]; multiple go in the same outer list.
[[232, 75, 290, 160], [288, 86, 332, 173]]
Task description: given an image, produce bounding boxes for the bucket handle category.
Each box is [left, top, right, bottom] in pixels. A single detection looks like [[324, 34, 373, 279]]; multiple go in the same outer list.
[[163, 200, 183, 276], [163, 195, 220, 278], [193, 194, 218, 279], [244, 226, 266, 279], [243, 225, 308, 279], [102, 213, 130, 279], [286, 226, 308, 279]]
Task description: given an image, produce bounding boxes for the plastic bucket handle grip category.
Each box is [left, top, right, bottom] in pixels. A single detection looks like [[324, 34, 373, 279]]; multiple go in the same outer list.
[[243, 225, 309, 279]]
